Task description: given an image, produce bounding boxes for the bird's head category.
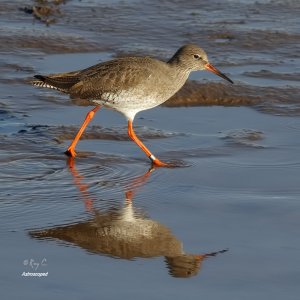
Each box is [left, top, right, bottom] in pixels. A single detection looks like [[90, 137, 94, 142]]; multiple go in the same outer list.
[[169, 44, 233, 84]]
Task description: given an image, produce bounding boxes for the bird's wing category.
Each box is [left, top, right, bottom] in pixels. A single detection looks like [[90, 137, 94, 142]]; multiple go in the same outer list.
[[69, 57, 155, 100]]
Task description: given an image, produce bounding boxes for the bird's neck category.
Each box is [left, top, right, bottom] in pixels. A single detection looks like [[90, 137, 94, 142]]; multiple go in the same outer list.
[[167, 55, 192, 73], [166, 59, 191, 86]]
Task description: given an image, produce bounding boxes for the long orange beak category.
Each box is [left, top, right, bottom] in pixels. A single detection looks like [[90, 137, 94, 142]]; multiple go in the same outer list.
[[205, 63, 233, 84]]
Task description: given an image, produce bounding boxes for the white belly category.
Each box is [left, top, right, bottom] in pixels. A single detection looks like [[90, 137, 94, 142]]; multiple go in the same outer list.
[[92, 88, 168, 120]]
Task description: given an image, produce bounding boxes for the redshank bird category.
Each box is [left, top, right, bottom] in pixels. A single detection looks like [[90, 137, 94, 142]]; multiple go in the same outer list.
[[32, 44, 233, 167]]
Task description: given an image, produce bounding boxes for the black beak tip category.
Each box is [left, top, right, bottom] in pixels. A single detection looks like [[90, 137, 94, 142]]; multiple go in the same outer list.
[[228, 78, 234, 84], [221, 73, 234, 84]]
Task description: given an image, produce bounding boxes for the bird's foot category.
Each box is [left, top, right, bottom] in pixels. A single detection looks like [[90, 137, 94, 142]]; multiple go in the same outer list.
[[151, 157, 177, 168], [150, 156, 190, 168], [65, 147, 77, 158]]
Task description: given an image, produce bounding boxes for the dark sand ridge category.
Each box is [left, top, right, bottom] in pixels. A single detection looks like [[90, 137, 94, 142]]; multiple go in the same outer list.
[[14, 124, 182, 143], [68, 81, 300, 116]]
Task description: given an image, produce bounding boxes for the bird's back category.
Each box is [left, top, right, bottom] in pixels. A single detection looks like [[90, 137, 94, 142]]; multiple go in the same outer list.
[[33, 56, 187, 99], [32, 55, 190, 119]]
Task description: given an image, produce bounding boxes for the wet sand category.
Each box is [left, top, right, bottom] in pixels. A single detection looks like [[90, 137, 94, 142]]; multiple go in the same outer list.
[[1, 0, 300, 299]]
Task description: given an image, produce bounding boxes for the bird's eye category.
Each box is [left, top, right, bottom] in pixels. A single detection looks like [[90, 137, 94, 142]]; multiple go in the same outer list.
[[193, 54, 202, 59]]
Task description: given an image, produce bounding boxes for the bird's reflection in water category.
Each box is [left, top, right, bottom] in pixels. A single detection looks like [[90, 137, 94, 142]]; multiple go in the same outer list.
[[29, 158, 227, 278]]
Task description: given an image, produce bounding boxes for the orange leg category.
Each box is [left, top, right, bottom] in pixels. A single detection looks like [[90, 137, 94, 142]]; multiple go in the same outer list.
[[65, 106, 101, 157], [127, 120, 170, 167]]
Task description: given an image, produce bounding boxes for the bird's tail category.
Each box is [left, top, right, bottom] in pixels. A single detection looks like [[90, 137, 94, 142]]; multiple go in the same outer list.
[[31, 74, 80, 93]]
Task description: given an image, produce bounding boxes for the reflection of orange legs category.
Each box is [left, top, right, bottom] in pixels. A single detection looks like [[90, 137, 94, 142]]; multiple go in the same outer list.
[[125, 167, 154, 202], [67, 157, 154, 210], [127, 120, 170, 167], [65, 106, 101, 157], [67, 157, 94, 212]]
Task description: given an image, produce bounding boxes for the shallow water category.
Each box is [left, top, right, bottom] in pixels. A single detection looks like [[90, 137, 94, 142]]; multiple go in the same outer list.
[[1, 0, 300, 299]]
